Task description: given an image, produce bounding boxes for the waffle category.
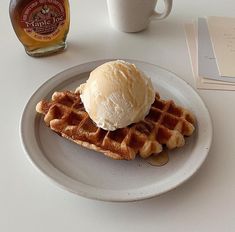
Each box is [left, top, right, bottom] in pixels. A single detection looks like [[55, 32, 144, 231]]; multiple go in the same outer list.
[[36, 91, 196, 160]]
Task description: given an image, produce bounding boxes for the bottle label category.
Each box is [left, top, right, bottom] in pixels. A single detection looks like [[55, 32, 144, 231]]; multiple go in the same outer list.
[[21, 0, 66, 41]]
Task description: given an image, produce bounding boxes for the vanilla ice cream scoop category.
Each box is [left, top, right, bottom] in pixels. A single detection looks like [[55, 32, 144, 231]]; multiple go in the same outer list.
[[76, 60, 155, 131]]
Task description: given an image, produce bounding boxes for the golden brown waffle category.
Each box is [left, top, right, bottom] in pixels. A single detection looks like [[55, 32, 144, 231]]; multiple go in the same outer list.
[[36, 91, 195, 160]]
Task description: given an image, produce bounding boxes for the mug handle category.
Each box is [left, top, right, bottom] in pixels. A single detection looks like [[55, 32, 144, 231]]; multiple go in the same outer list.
[[151, 0, 173, 20]]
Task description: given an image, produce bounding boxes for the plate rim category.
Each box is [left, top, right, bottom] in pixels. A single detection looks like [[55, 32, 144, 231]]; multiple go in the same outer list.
[[20, 59, 213, 202]]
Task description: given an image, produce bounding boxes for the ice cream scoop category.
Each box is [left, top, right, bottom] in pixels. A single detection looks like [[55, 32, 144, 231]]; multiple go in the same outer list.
[[76, 60, 155, 131]]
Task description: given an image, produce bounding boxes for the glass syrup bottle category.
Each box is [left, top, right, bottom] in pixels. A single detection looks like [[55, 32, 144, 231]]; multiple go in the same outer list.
[[9, 0, 70, 57]]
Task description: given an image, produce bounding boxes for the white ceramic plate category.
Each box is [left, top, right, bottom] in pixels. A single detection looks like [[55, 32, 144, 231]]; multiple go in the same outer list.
[[20, 59, 212, 202]]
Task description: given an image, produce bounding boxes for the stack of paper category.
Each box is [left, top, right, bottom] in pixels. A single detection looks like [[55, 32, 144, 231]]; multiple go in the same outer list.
[[185, 16, 235, 90]]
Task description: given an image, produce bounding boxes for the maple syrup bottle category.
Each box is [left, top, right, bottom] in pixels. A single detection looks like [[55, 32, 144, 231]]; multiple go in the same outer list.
[[9, 0, 70, 57]]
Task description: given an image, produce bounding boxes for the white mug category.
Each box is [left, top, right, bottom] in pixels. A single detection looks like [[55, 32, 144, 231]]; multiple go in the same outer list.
[[107, 0, 173, 32]]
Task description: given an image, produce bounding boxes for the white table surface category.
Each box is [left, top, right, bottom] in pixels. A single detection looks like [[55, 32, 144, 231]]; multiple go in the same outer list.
[[1, 0, 235, 231]]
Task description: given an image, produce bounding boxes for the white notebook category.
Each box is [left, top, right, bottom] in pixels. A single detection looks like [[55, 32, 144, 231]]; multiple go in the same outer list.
[[207, 16, 235, 78], [197, 17, 235, 83]]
